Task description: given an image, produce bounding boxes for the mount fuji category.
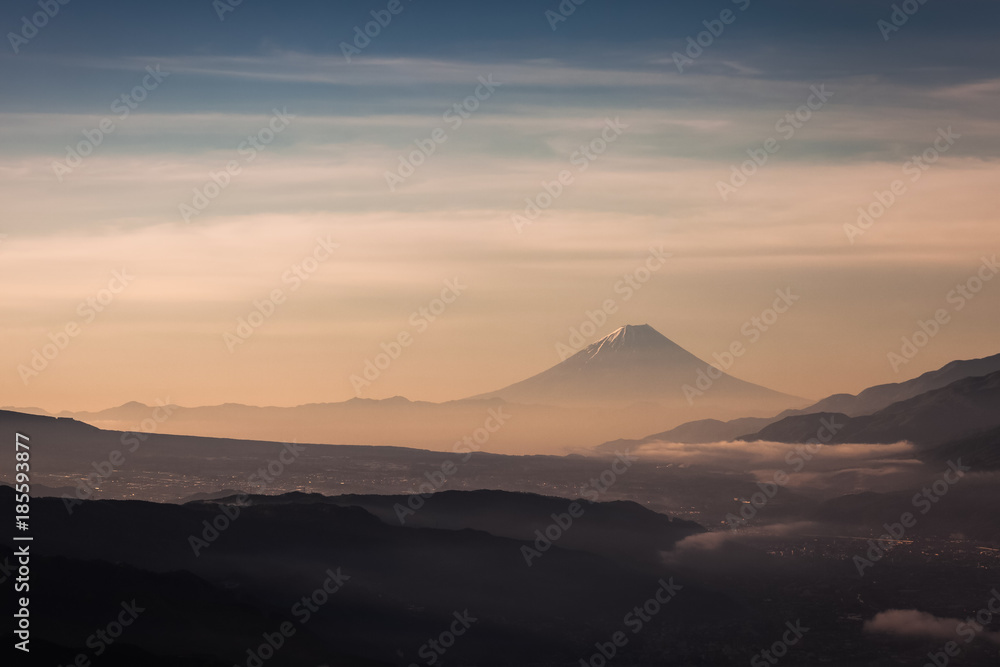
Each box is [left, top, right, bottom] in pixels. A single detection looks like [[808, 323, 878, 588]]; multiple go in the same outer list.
[[468, 324, 804, 412]]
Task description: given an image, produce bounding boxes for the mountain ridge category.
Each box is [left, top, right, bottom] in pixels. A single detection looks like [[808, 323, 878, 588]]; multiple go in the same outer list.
[[602, 350, 1000, 448], [739, 369, 1000, 448]]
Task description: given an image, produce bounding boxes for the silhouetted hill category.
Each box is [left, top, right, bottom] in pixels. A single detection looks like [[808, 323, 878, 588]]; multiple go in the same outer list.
[[239, 488, 705, 571], [739, 370, 1000, 447], [0, 545, 379, 666], [2, 487, 743, 666], [923, 424, 1000, 470], [600, 353, 1000, 448], [801, 352, 1000, 417], [595, 416, 778, 453]]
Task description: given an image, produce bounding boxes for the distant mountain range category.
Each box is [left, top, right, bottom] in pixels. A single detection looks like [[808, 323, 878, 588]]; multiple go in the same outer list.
[[604, 352, 1000, 449], [8, 329, 999, 458], [4, 325, 806, 453], [2, 396, 685, 455], [792, 353, 1000, 417], [740, 369, 1000, 448]]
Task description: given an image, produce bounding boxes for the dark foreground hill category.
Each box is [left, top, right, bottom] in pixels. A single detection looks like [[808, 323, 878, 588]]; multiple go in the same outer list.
[[3, 486, 741, 666], [235, 488, 704, 571], [6, 484, 1000, 666]]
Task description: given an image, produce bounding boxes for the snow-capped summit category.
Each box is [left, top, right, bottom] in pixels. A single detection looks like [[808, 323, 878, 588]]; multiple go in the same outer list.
[[580, 324, 692, 361], [468, 324, 803, 412]]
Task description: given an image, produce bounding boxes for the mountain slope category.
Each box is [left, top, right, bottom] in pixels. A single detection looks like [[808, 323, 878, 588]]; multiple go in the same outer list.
[[740, 369, 1000, 448], [923, 424, 1000, 470], [602, 351, 1000, 447], [469, 324, 804, 411], [595, 416, 780, 453], [319, 488, 703, 570], [799, 352, 1000, 417]]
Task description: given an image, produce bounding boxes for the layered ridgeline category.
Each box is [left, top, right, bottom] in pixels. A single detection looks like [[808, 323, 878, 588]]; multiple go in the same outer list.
[[6, 325, 804, 453], [605, 351, 1000, 447], [739, 369, 1000, 449], [469, 324, 804, 412]]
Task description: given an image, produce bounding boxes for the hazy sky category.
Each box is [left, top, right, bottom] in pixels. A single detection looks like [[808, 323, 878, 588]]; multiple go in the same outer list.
[[2, 0, 999, 410]]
